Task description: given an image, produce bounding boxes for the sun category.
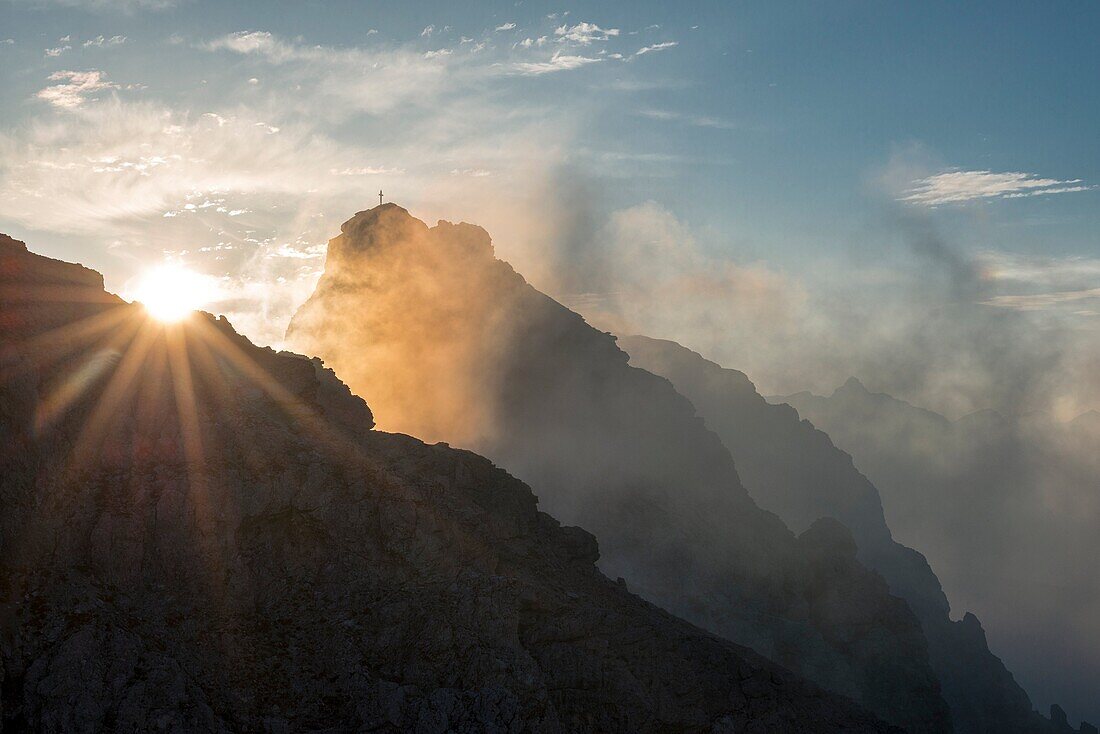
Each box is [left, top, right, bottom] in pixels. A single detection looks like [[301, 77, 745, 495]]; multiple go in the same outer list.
[[130, 263, 215, 322]]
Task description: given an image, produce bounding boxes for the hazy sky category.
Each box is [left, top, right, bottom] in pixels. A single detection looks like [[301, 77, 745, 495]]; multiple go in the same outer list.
[[1, 0, 1098, 413]]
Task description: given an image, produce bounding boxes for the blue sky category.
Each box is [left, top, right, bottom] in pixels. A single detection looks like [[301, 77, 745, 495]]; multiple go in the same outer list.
[[1, 0, 1098, 416]]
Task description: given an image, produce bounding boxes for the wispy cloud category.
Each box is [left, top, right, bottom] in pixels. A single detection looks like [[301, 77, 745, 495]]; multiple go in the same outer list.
[[982, 289, 1100, 312], [331, 166, 405, 176], [203, 30, 457, 115], [495, 22, 516, 32], [901, 169, 1094, 206], [638, 108, 733, 129], [635, 41, 678, 56], [45, 44, 71, 57], [513, 51, 602, 75], [977, 251, 1100, 315], [555, 22, 619, 45], [83, 34, 127, 47], [35, 69, 119, 108], [979, 252, 1100, 288]]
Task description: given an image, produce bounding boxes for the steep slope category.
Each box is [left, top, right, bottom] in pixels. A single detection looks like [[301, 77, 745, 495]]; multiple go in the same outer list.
[[287, 204, 951, 732], [0, 233, 901, 732], [779, 379, 1100, 729], [618, 335, 1079, 734]]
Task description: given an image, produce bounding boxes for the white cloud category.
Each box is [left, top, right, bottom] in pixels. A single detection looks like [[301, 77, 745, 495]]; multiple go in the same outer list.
[[635, 41, 678, 56], [1, 39, 14, 45], [495, 22, 517, 32], [901, 169, 1094, 206], [420, 25, 435, 37], [45, 45, 71, 57], [35, 69, 119, 108], [83, 34, 127, 47], [555, 22, 619, 45], [514, 51, 602, 75]]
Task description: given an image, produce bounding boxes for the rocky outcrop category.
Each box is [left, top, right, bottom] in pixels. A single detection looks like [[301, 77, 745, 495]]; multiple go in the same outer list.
[[287, 204, 951, 732], [0, 234, 904, 732], [618, 335, 1067, 734]]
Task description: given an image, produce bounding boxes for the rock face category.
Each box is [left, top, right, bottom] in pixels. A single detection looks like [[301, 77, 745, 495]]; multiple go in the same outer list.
[[778, 378, 1099, 730], [0, 232, 908, 732], [617, 335, 1067, 734], [287, 205, 951, 732]]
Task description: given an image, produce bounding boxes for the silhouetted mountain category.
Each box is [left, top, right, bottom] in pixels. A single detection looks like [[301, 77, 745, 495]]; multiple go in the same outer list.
[[287, 205, 951, 732], [778, 378, 1099, 730], [618, 335, 1086, 734], [0, 233, 902, 732]]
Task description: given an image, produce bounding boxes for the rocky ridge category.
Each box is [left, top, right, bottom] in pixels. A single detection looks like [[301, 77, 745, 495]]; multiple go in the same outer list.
[[0, 232, 900, 732]]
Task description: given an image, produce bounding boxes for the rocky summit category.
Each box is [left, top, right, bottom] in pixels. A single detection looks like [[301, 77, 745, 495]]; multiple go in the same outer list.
[[0, 232, 901, 732], [288, 204, 951, 733]]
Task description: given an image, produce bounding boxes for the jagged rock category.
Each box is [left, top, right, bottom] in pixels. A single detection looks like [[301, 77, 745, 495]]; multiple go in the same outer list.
[[287, 204, 951, 733], [620, 335, 1057, 734], [0, 235, 900, 732], [1051, 705, 1068, 727]]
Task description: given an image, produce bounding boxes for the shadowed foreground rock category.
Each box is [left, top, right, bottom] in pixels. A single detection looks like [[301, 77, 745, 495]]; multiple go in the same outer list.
[[288, 205, 951, 733], [0, 233, 899, 731]]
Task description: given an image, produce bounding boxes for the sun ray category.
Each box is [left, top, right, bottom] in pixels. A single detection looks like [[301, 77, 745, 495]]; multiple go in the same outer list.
[[0, 305, 131, 387], [190, 317, 366, 462], [64, 315, 160, 477]]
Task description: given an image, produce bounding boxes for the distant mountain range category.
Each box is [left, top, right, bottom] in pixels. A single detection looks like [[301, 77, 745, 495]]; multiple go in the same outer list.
[[620, 336, 1085, 734], [775, 378, 1100, 727]]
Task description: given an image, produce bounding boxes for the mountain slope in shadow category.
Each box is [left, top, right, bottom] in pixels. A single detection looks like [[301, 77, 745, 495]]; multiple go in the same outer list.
[[0, 233, 900, 732], [619, 335, 1089, 734], [287, 204, 951, 733]]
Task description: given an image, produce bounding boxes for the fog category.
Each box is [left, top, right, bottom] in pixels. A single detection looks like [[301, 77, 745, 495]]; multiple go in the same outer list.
[[281, 191, 1098, 726]]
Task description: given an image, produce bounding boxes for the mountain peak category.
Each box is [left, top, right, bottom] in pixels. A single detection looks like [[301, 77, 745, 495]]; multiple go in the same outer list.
[[836, 376, 869, 395]]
